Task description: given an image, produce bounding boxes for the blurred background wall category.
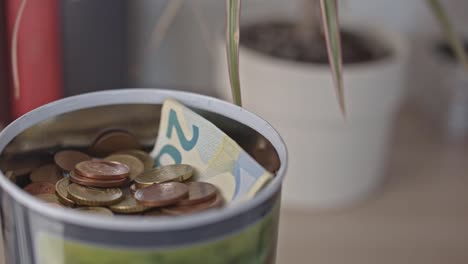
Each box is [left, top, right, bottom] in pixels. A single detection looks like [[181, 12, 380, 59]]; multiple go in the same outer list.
[[61, 0, 129, 96], [49, 0, 468, 103], [128, 0, 223, 96], [2, 0, 468, 125]]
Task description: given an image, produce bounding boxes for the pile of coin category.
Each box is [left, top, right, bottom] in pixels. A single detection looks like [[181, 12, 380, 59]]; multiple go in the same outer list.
[[3, 129, 224, 216]]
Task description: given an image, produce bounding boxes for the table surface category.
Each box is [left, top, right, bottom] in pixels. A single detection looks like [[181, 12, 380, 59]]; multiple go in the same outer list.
[[277, 106, 468, 264]]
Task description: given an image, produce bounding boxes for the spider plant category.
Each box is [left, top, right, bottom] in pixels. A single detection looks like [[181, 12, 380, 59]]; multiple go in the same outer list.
[[225, 0, 468, 114]]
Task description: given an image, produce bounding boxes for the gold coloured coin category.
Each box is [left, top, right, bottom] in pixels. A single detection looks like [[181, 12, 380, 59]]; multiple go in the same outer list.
[[74, 207, 114, 216], [109, 195, 150, 214], [116, 149, 154, 170], [30, 164, 63, 184], [35, 194, 64, 207], [55, 178, 76, 207], [134, 164, 193, 188], [104, 154, 144, 181], [67, 183, 123, 206], [36, 193, 59, 203]]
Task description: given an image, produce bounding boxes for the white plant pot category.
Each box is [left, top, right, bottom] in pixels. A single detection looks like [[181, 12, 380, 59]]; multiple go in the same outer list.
[[409, 37, 468, 141], [214, 21, 409, 210]]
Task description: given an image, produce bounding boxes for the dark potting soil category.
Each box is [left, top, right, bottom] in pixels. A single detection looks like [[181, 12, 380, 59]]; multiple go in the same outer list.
[[436, 41, 468, 62], [241, 21, 390, 64]]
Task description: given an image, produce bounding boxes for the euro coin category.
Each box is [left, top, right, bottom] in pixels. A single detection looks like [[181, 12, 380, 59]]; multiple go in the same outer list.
[[67, 183, 123, 206], [161, 192, 224, 216], [134, 164, 193, 188], [35, 194, 64, 207], [55, 178, 76, 207], [30, 164, 63, 184], [116, 149, 154, 171], [54, 150, 91, 172], [109, 195, 150, 214], [104, 154, 144, 181], [90, 130, 140, 157], [177, 182, 218, 206], [24, 182, 56, 195], [70, 170, 128, 188], [75, 160, 129, 180], [134, 182, 188, 207]]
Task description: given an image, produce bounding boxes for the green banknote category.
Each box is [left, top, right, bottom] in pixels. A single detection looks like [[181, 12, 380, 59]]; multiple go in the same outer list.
[[150, 99, 272, 203]]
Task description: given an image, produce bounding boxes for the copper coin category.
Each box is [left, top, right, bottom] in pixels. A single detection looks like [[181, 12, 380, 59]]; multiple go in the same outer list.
[[70, 171, 128, 188], [104, 154, 144, 181], [24, 182, 56, 195], [161, 192, 224, 216], [177, 182, 218, 206], [30, 164, 63, 184], [134, 182, 188, 207], [54, 150, 91, 172], [75, 160, 129, 180], [116, 149, 154, 171], [90, 130, 141, 157], [251, 137, 281, 173]]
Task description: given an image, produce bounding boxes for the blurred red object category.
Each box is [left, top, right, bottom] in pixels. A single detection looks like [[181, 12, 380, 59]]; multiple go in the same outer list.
[[5, 0, 63, 118], [0, 2, 10, 127]]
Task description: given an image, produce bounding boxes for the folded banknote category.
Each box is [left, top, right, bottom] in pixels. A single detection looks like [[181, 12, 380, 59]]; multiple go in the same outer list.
[[150, 99, 273, 203]]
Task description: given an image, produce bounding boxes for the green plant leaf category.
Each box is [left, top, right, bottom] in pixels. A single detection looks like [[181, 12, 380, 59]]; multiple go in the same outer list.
[[226, 0, 242, 106], [427, 0, 468, 72], [320, 0, 345, 115]]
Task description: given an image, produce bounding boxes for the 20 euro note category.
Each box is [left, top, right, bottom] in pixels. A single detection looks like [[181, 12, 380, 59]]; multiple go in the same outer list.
[[150, 99, 273, 204]]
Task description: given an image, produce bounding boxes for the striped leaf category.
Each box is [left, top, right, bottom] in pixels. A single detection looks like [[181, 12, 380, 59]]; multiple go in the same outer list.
[[226, 0, 242, 106], [320, 0, 345, 115]]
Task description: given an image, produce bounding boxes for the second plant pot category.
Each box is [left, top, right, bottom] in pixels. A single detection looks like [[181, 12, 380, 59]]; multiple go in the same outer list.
[[215, 20, 409, 210], [410, 38, 468, 142]]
